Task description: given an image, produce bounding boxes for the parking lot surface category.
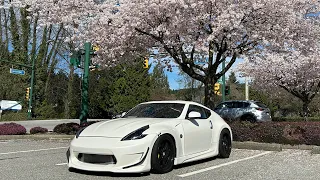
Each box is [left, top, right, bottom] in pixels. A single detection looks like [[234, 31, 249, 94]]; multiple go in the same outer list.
[[1, 139, 320, 180]]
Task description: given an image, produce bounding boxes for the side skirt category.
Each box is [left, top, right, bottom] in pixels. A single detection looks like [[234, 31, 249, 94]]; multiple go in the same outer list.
[[174, 144, 219, 165]]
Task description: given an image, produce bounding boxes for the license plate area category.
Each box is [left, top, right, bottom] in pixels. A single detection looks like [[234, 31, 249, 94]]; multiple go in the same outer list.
[[77, 153, 117, 165]]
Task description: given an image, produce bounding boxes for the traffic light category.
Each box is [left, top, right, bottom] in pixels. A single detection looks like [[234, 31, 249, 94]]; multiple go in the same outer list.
[[214, 83, 221, 95], [143, 57, 149, 68], [225, 85, 230, 95], [26, 87, 30, 100], [91, 45, 100, 56], [92, 45, 100, 52]]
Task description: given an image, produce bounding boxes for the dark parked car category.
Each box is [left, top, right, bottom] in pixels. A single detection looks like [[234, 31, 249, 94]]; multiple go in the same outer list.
[[214, 100, 272, 122]]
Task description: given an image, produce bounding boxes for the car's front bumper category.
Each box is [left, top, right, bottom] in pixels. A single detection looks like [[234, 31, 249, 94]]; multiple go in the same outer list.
[[67, 135, 156, 173]]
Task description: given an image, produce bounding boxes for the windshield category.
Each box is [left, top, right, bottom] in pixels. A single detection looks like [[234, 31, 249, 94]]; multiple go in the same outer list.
[[123, 103, 185, 118]]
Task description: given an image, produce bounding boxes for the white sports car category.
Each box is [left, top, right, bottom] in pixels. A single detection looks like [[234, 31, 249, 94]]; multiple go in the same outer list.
[[66, 100, 232, 174]]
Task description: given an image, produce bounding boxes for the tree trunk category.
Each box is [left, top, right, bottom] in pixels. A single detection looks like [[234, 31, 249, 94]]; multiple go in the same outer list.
[[204, 78, 215, 109], [302, 100, 310, 121], [20, 7, 30, 64], [64, 66, 74, 119], [9, 7, 21, 60]]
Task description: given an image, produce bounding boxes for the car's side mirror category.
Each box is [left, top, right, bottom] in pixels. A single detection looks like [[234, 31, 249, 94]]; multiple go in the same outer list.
[[188, 111, 201, 119], [121, 112, 126, 117]]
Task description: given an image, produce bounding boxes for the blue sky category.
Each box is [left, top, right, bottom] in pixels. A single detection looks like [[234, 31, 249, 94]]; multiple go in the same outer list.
[[148, 56, 245, 90]]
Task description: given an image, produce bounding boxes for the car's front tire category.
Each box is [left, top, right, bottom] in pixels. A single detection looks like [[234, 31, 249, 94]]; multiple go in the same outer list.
[[218, 128, 232, 158], [151, 134, 175, 174]]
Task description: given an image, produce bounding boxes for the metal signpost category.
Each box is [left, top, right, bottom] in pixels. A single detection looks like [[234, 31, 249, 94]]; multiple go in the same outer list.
[[70, 42, 99, 125]]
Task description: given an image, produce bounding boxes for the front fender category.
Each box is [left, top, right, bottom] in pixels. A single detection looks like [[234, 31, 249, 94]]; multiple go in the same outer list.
[[145, 122, 183, 160]]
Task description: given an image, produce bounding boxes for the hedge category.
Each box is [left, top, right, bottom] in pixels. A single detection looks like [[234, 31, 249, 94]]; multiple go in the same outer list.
[[229, 121, 320, 146], [30, 126, 48, 134], [0, 123, 27, 135], [272, 116, 320, 122]]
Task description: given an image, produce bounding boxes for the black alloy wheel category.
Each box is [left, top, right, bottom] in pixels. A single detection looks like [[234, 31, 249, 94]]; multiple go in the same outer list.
[[151, 134, 175, 174], [247, 115, 256, 123], [218, 129, 232, 158]]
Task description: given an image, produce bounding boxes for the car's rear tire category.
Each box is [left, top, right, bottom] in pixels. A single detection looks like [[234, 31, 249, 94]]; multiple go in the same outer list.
[[241, 114, 256, 123], [151, 134, 175, 174], [218, 129, 232, 158]]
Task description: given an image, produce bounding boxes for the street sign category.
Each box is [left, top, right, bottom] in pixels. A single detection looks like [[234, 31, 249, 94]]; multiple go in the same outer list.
[[10, 68, 25, 75]]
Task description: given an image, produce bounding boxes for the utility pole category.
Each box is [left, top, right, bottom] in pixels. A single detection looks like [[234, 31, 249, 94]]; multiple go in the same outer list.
[[245, 76, 249, 100], [79, 42, 91, 125], [27, 53, 36, 119]]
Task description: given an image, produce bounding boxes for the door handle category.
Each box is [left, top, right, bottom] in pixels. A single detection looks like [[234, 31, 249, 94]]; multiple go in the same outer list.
[[209, 120, 213, 129]]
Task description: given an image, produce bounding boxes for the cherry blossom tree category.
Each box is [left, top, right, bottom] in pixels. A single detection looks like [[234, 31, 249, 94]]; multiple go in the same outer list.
[[10, 0, 320, 109], [237, 50, 320, 119], [110, 0, 320, 108]]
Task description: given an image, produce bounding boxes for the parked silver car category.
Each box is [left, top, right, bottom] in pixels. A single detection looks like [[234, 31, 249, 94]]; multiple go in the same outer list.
[[214, 100, 272, 122]]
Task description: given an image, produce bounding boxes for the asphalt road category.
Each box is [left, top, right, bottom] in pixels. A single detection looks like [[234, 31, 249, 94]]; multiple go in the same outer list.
[[2, 119, 107, 133], [1, 139, 320, 180]]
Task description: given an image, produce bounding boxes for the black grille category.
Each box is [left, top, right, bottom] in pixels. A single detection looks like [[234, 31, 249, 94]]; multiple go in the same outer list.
[[77, 153, 117, 165]]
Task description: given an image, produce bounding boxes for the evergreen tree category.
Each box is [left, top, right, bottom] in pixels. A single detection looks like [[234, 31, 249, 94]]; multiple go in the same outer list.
[[228, 71, 238, 84], [150, 61, 171, 100]]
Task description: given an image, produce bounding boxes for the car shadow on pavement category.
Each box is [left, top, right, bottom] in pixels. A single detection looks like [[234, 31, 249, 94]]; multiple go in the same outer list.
[[174, 156, 218, 169], [68, 168, 150, 177]]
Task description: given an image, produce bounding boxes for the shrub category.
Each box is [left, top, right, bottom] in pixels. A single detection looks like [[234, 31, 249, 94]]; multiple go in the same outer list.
[[229, 121, 320, 146], [0, 123, 27, 135], [30, 127, 48, 134], [53, 121, 100, 135], [272, 116, 320, 122], [53, 123, 80, 135], [0, 112, 28, 122]]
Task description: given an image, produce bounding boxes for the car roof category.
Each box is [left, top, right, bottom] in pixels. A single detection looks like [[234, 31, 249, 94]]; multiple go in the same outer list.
[[140, 100, 208, 107], [218, 100, 260, 104]]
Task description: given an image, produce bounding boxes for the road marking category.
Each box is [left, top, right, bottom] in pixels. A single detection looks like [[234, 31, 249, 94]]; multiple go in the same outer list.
[[56, 163, 68, 166], [0, 147, 68, 155], [178, 151, 272, 178]]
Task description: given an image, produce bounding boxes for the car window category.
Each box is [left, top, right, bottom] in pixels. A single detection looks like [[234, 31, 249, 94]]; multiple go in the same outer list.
[[225, 102, 234, 108], [254, 101, 268, 108], [215, 103, 224, 109], [186, 105, 208, 119], [243, 102, 250, 108], [204, 108, 211, 118], [123, 103, 185, 118], [233, 102, 243, 108]]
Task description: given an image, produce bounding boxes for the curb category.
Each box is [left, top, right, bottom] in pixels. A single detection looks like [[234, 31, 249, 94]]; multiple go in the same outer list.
[[233, 141, 282, 152], [311, 146, 320, 154], [233, 141, 320, 154]]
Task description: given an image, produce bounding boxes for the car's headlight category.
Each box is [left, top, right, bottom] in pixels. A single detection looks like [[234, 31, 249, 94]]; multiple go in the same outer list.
[[121, 125, 149, 141]]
